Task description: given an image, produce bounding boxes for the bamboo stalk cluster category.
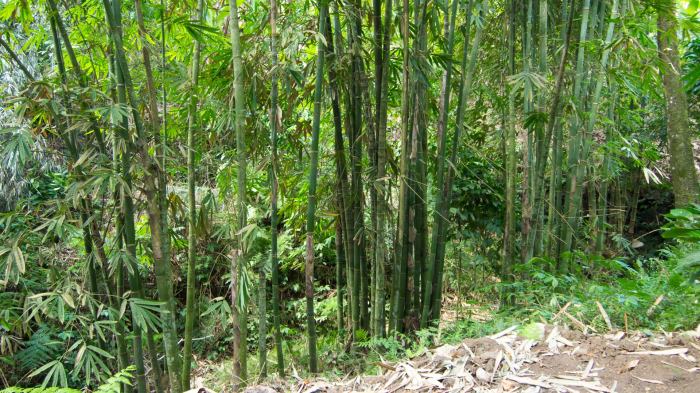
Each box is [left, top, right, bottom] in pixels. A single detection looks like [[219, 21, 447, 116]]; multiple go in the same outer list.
[[1, 0, 697, 391]]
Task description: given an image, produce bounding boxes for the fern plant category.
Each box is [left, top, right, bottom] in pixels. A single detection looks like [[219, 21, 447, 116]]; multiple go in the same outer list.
[[662, 204, 700, 281], [93, 367, 135, 393], [14, 327, 62, 374]]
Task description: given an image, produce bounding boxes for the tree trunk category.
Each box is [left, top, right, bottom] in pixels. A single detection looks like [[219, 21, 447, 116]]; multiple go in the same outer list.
[[657, 2, 699, 207]]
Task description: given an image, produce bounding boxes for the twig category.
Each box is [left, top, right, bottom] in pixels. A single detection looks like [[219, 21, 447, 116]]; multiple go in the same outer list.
[[564, 311, 588, 332], [552, 301, 572, 321], [621, 348, 688, 356], [547, 378, 612, 392], [596, 301, 613, 331], [646, 295, 665, 317], [582, 359, 594, 378], [506, 375, 551, 388]]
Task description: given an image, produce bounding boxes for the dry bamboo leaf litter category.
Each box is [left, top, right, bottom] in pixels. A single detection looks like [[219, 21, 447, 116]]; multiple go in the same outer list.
[[276, 326, 700, 393]]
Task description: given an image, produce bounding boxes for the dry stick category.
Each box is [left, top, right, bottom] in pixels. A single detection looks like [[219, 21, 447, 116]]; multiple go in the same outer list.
[[506, 375, 551, 389], [582, 359, 594, 378], [547, 378, 612, 392], [564, 311, 588, 332], [552, 301, 572, 321], [621, 348, 688, 356], [596, 301, 613, 331], [646, 295, 665, 316]]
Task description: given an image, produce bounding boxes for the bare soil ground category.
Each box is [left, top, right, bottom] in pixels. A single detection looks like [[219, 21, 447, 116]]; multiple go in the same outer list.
[[240, 324, 700, 393]]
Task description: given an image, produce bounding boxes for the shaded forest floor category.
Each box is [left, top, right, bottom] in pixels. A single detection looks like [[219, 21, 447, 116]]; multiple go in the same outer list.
[[234, 324, 700, 393], [192, 248, 700, 393]]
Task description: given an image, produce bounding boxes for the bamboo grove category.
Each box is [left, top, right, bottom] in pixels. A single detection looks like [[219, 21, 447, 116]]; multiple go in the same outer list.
[[0, 0, 699, 391]]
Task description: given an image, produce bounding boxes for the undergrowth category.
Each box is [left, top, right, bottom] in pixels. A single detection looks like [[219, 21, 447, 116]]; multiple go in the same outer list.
[[498, 245, 700, 333], [212, 243, 700, 384]]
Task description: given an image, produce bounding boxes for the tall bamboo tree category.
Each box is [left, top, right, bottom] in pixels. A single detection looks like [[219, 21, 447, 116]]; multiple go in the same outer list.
[[372, 0, 393, 338], [100, 0, 183, 387], [130, 2, 167, 390], [503, 0, 517, 283], [229, 0, 248, 386], [268, 0, 285, 377], [182, 0, 205, 387], [303, 0, 329, 373], [430, 0, 484, 323], [422, 0, 460, 328], [559, 0, 592, 272], [325, 7, 349, 338], [392, 0, 413, 333]]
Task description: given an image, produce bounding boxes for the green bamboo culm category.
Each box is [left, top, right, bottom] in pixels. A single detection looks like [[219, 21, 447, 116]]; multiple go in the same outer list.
[[182, 0, 205, 388], [564, 0, 619, 267], [324, 7, 348, 339], [391, 0, 413, 334], [326, 1, 353, 337], [430, 0, 484, 324], [304, 0, 328, 373], [157, 1, 174, 389], [229, 0, 248, 387], [346, 0, 370, 333], [112, 0, 148, 388], [533, 0, 574, 260], [527, 0, 548, 259], [268, 0, 285, 378], [422, 0, 460, 329], [503, 0, 517, 294], [103, 0, 182, 393], [544, 0, 572, 260], [373, 0, 393, 338], [559, 0, 592, 273], [411, 0, 430, 324], [101, 0, 184, 391], [520, 0, 535, 265], [132, 1, 167, 390], [104, 24, 132, 393]]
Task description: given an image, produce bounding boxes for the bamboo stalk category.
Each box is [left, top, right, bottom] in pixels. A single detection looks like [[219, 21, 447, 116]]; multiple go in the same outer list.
[[182, 0, 205, 387], [303, 0, 329, 372]]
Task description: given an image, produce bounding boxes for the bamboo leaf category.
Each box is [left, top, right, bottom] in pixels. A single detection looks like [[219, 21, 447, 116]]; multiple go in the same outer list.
[[88, 344, 115, 360]]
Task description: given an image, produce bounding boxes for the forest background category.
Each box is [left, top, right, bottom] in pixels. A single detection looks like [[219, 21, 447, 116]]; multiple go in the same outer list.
[[1, 0, 700, 391]]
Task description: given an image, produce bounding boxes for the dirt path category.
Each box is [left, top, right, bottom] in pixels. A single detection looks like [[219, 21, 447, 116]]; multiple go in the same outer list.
[[249, 325, 700, 392]]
